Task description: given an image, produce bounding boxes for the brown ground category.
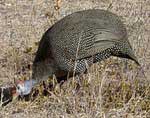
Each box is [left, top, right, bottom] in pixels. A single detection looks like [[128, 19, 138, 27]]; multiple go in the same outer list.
[[0, 0, 150, 118]]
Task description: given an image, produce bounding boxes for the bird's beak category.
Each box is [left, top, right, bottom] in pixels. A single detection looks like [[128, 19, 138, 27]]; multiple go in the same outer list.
[[0, 85, 18, 106]]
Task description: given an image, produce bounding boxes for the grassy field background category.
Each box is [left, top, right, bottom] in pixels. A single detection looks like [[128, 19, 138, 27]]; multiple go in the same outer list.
[[0, 0, 149, 117]]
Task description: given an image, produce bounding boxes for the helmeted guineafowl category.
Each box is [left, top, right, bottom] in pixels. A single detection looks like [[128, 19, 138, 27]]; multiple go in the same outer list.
[[16, 9, 139, 95]]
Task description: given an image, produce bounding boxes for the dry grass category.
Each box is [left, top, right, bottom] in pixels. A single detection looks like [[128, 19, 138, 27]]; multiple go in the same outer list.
[[0, 0, 150, 118]]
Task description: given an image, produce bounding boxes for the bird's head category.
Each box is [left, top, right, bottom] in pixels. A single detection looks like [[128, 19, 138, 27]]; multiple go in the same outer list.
[[16, 79, 37, 96]]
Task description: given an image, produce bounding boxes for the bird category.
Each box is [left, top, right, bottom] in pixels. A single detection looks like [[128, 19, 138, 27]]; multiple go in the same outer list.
[[16, 9, 139, 96]]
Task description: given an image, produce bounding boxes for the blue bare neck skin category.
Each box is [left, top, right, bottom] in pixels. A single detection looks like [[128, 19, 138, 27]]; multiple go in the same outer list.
[[17, 79, 37, 95]]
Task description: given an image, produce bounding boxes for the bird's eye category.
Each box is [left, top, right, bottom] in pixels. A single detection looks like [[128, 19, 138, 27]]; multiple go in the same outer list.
[[17, 85, 20, 90]]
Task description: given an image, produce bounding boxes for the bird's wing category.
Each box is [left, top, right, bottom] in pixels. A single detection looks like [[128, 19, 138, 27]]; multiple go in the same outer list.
[[76, 29, 121, 60]]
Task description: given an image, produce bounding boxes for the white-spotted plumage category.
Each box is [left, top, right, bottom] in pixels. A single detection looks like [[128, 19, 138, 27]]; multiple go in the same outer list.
[[17, 9, 139, 96]]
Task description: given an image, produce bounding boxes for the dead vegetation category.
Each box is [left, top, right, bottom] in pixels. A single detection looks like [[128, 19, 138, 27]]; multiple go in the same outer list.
[[0, 0, 149, 118]]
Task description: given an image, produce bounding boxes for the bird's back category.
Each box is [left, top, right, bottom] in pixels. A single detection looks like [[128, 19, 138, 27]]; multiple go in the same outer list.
[[46, 10, 128, 70]]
